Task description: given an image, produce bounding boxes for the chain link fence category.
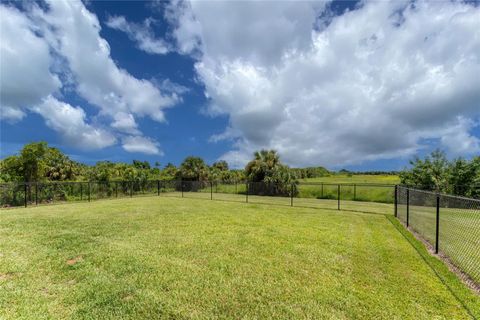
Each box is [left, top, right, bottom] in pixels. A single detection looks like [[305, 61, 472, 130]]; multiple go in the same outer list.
[[396, 185, 480, 287], [0, 180, 395, 214], [2, 180, 478, 287]]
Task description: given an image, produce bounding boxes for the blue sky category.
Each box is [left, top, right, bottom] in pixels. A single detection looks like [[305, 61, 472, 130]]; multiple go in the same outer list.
[[1, 0, 230, 166], [1, 0, 479, 171]]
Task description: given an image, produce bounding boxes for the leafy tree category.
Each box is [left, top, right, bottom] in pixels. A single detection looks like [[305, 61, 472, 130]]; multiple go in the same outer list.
[[161, 163, 178, 180], [0, 155, 23, 182], [19, 142, 50, 182], [400, 149, 448, 191], [44, 148, 81, 181], [132, 160, 150, 170], [176, 157, 209, 181], [245, 150, 281, 182], [447, 156, 480, 197], [400, 150, 480, 197], [88, 161, 115, 182], [212, 160, 229, 171], [245, 150, 296, 196], [175, 157, 209, 191]]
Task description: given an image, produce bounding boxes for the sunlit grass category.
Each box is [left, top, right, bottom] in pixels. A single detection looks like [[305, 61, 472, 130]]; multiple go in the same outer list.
[[1, 196, 478, 319]]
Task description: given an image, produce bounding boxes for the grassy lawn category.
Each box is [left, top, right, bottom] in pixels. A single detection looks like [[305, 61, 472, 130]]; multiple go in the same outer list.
[[1, 196, 478, 319], [397, 203, 480, 285]]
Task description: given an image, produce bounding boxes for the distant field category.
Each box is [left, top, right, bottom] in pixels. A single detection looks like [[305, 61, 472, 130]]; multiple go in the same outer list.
[[1, 196, 478, 319], [301, 174, 400, 184], [187, 174, 399, 204], [296, 175, 399, 203]]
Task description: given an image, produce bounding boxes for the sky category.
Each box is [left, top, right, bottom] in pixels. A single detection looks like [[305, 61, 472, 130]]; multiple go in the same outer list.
[[0, 0, 479, 171]]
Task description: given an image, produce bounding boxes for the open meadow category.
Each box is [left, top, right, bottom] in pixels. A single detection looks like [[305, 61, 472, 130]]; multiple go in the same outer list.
[[1, 196, 478, 319], [301, 174, 400, 184]]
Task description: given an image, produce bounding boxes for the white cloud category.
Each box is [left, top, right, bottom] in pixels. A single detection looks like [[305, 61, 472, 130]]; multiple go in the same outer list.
[[440, 118, 480, 155], [164, 0, 202, 55], [170, 0, 480, 167], [111, 112, 140, 135], [0, 5, 61, 122], [0, 106, 26, 122], [122, 135, 162, 155], [1, 0, 184, 154], [32, 96, 116, 150], [105, 15, 170, 55], [166, 0, 324, 63], [34, 0, 179, 124]]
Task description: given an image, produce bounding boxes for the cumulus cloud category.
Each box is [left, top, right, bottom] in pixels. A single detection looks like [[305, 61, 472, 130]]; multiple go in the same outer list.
[[106, 15, 170, 54], [440, 118, 480, 155], [32, 96, 116, 150], [0, 5, 61, 122], [122, 135, 162, 155], [0, 0, 184, 154], [35, 0, 179, 124], [111, 112, 140, 135], [169, 0, 480, 167]]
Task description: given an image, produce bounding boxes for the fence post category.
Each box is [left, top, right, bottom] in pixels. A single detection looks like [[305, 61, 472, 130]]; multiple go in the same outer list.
[[406, 188, 410, 227], [157, 180, 160, 196], [435, 194, 440, 254], [394, 185, 398, 217], [211, 181, 213, 200], [130, 181, 133, 197], [337, 184, 340, 210], [80, 183, 83, 201], [353, 184, 356, 201], [246, 182, 249, 203], [35, 182, 38, 205], [24, 183, 27, 208], [291, 183, 294, 207], [88, 182, 91, 202], [235, 181, 237, 194], [115, 181, 118, 198], [181, 182, 184, 198], [321, 182, 324, 198]]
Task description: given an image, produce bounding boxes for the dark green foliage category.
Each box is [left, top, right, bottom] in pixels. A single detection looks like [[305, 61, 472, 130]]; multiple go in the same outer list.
[[161, 163, 178, 180], [245, 150, 296, 196], [175, 156, 209, 191], [212, 160, 229, 171], [400, 150, 479, 197], [0, 142, 83, 183], [176, 156, 209, 181], [290, 166, 330, 179], [132, 160, 151, 170]]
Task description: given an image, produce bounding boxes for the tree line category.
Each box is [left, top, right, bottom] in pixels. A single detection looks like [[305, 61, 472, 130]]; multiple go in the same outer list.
[[400, 150, 480, 197], [0, 142, 329, 187]]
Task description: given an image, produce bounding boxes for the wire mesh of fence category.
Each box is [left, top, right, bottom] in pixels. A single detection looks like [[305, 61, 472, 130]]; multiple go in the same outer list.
[[2, 180, 477, 287], [0, 180, 396, 212], [396, 185, 480, 286]]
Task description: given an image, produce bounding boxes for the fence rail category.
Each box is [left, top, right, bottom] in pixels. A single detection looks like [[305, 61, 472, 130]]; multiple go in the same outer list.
[[1, 180, 478, 288], [0, 180, 395, 214], [395, 185, 480, 287]]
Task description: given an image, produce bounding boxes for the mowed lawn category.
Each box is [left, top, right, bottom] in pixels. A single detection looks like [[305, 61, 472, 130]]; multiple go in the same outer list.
[[0, 197, 478, 319]]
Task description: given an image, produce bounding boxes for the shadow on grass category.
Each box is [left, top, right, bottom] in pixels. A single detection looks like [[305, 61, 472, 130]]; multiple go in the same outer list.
[[386, 215, 480, 319]]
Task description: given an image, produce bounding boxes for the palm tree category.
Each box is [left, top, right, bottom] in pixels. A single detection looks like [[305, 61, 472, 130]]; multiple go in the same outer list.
[[245, 149, 280, 182], [175, 156, 209, 191], [245, 150, 295, 196]]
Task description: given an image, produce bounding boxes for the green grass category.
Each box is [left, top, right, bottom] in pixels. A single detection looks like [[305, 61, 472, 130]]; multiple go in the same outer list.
[[1, 196, 478, 319], [397, 203, 480, 284], [171, 177, 397, 204], [301, 174, 400, 184], [297, 175, 399, 203]]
